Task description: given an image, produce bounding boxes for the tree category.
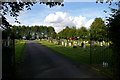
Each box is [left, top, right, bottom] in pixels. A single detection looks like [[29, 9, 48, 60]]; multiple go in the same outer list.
[[90, 18, 107, 41], [47, 26, 55, 38], [68, 26, 76, 38], [51, 31, 57, 39], [96, 1, 120, 80], [1, 1, 64, 27], [107, 8, 120, 80], [76, 26, 88, 40]]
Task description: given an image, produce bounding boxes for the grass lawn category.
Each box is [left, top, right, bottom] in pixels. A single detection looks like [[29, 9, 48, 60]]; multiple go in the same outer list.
[[15, 40, 26, 64], [38, 40, 113, 77], [39, 40, 91, 65]]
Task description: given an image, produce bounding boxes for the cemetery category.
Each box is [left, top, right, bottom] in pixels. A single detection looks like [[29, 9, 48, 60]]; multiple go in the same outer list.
[[1, 1, 120, 79], [38, 38, 113, 77]]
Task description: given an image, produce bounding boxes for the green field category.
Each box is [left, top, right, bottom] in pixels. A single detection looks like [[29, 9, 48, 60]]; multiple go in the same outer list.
[[15, 40, 26, 64], [39, 40, 113, 77]]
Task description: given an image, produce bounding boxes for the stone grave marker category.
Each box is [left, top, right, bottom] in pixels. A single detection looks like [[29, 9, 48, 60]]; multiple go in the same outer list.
[[62, 41, 64, 46], [103, 41, 105, 45], [83, 41, 85, 44], [86, 41, 88, 44], [69, 43, 71, 46], [65, 42, 67, 47], [83, 44, 86, 48], [78, 43, 80, 46], [100, 42, 103, 46], [103, 61, 109, 67], [97, 41, 99, 44]]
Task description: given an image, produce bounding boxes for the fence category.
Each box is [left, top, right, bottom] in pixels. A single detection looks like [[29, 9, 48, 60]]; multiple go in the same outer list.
[[47, 38, 114, 78], [2, 35, 15, 79]]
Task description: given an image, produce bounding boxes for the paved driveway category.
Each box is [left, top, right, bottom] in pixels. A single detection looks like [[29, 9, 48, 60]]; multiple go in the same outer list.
[[16, 41, 109, 79]]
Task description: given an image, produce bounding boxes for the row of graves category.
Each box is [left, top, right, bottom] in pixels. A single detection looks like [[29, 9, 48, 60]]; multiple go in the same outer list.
[[50, 37, 110, 49], [51, 37, 88, 48]]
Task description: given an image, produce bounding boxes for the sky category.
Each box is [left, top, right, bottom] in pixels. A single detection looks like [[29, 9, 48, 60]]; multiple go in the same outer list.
[[5, 1, 118, 33]]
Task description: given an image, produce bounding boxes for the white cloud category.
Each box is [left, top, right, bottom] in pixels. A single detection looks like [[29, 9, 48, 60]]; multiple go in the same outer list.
[[44, 12, 94, 33], [73, 16, 87, 29], [85, 19, 94, 29]]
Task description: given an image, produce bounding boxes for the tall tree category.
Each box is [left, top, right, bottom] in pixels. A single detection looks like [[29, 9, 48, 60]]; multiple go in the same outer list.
[[90, 18, 107, 41], [76, 26, 88, 40]]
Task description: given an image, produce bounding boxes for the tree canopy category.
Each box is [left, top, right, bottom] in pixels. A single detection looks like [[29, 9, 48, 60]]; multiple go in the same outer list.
[[90, 18, 107, 41], [5, 25, 57, 40]]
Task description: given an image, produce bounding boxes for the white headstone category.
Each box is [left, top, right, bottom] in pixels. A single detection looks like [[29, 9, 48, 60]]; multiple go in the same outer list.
[[97, 41, 99, 44], [103, 61, 105, 67], [103, 62, 108, 67], [62, 41, 64, 46], [83, 44, 86, 48], [83, 41, 85, 43], [78, 43, 80, 46], [69, 43, 71, 46], [103, 41, 105, 45], [100, 42, 103, 46], [65, 43, 67, 47], [86, 41, 88, 44], [74, 44, 76, 46]]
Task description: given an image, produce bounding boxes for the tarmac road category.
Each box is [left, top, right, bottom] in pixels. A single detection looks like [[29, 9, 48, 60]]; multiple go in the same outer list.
[[15, 41, 109, 79]]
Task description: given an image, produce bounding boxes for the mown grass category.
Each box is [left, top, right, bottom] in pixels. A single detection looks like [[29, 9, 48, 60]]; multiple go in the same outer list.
[[39, 41, 91, 65], [15, 40, 26, 64], [39, 40, 113, 77]]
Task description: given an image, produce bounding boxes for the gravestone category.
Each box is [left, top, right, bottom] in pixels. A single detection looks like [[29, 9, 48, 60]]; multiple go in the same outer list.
[[73, 41, 77, 48], [86, 41, 88, 44], [65, 42, 67, 47], [100, 42, 103, 46], [97, 41, 99, 44], [78, 43, 80, 46], [83, 41, 85, 44], [103, 62, 108, 67], [83, 44, 86, 48], [62, 41, 64, 46], [103, 41, 105, 45], [69, 43, 71, 46]]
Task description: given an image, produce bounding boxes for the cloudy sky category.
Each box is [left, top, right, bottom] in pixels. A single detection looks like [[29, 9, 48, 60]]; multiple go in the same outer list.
[[5, 1, 117, 33]]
